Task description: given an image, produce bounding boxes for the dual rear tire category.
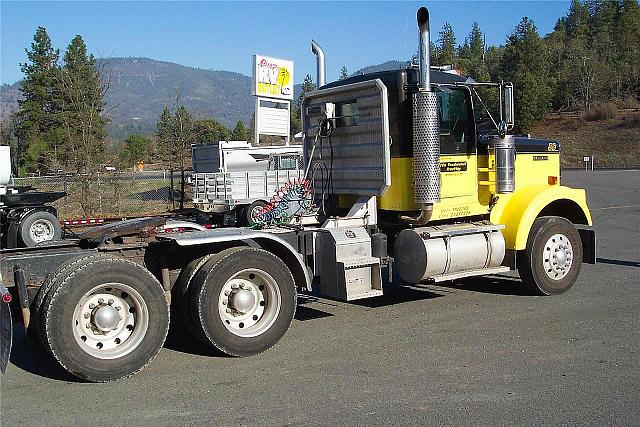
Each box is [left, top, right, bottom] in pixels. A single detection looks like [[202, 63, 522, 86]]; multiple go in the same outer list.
[[35, 248, 296, 381], [177, 247, 297, 356], [37, 255, 169, 382]]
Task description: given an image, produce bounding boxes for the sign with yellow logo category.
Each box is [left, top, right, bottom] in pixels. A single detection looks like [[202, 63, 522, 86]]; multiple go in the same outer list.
[[252, 55, 294, 101]]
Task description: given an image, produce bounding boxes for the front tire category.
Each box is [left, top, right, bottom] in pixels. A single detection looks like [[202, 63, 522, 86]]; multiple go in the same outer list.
[[41, 255, 169, 382], [189, 247, 296, 356], [517, 216, 583, 295]]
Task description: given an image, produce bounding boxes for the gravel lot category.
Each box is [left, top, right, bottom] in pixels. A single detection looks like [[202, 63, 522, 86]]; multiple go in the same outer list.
[[1, 169, 639, 426]]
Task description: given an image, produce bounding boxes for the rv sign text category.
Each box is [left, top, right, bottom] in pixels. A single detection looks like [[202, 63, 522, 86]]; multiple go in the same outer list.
[[252, 55, 294, 100]]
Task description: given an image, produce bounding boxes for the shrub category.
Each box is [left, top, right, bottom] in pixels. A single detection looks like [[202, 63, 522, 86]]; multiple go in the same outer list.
[[621, 113, 640, 129], [580, 103, 618, 121]]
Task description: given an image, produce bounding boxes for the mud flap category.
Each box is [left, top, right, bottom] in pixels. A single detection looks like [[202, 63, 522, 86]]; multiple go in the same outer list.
[[0, 297, 12, 373]]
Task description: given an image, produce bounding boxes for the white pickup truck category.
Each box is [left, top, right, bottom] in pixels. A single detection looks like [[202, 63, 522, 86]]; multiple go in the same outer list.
[[192, 141, 303, 225]]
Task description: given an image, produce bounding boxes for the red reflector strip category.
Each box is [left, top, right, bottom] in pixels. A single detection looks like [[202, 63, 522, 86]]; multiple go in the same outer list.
[[2, 293, 12, 303], [62, 218, 105, 226]]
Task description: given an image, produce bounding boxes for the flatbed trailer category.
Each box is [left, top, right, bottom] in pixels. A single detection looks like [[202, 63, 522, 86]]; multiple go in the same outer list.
[[0, 7, 596, 382]]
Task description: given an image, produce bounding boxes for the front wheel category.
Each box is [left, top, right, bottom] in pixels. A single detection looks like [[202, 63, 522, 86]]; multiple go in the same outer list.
[[41, 255, 169, 382], [517, 216, 583, 295], [189, 247, 296, 356]]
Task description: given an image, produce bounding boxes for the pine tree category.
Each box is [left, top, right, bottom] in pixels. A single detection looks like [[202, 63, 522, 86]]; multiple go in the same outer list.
[[501, 17, 554, 132], [16, 27, 60, 174], [230, 120, 248, 140], [339, 66, 349, 80], [57, 35, 107, 172], [56, 35, 108, 214], [298, 74, 316, 106], [119, 134, 151, 166], [193, 118, 230, 144], [156, 106, 176, 168], [437, 23, 457, 65]]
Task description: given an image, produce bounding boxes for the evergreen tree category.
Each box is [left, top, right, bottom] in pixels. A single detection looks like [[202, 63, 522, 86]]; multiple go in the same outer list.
[[119, 134, 151, 166], [298, 74, 316, 106], [230, 120, 249, 140], [56, 35, 108, 214], [57, 35, 108, 173], [501, 17, 554, 132], [16, 27, 60, 174], [339, 66, 349, 80], [437, 23, 457, 65], [193, 118, 229, 144], [155, 106, 176, 168]]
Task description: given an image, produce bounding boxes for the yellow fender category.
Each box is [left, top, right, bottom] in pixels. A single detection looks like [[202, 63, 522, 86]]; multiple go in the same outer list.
[[490, 185, 593, 250]]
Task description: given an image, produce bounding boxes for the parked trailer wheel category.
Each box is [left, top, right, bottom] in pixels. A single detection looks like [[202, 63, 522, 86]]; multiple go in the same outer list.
[[189, 247, 296, 356], [243, 200, 267, 226], [517, 216, 583, 296], [40, 255, 169, 382], [19, 210, 62, 247]]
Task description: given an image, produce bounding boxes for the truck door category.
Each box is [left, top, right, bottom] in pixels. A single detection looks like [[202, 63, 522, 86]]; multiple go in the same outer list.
[[437, 87, 476, 199]]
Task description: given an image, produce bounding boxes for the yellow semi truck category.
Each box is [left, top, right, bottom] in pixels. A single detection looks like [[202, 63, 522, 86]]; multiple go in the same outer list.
[[0, 7, 594, 381]]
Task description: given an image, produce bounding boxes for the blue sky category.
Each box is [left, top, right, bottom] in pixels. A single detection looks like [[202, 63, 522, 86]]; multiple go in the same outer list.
[[1, 1, 571, 85]]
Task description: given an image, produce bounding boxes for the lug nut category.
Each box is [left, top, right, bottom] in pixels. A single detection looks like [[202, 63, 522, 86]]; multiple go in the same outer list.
[[222, 300, 227, 305], [86, 323, 91, 329], [226, 308, 232, 313], [84, 313, 90, 319], [108, 299, 114, 305], [224, 290, 230, 296], [89, 303, 95, 309], [115, 306, 121, 311], [231, 284, 238, 289], [98, 298, 104, 304]]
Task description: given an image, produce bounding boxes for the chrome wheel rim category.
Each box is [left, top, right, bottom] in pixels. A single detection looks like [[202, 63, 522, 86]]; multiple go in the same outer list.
[[542, 233, 573, 280], [218, 268, 281, 337], [250, 205, 264, 222], [30, 219, 55, 243], [72, 283, 149, 359]]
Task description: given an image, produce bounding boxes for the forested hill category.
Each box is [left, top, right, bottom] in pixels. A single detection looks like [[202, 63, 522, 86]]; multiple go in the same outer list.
[[2, 57, 265, 139], [0, 56, 400, 139], [100, 57, 255, 138]]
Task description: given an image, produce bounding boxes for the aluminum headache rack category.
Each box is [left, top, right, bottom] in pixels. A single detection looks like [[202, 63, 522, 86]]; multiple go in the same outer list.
[[193, 169, 303, 212]]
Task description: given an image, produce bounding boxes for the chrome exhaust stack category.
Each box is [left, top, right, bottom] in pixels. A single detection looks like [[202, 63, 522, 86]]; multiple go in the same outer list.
[[311, 40, 326, 88], [402, 6, 441, 225]]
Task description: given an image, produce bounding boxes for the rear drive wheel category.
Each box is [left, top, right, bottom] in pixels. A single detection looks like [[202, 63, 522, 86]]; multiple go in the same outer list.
[[517, 216, 583, 295], [173, 247, 245, 340], [19, 210, 62, 247], [41, 256, 169, 382], [189, 247, 296, 356]]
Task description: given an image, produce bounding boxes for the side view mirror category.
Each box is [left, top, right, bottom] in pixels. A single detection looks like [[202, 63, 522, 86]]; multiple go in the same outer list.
[[503, 83, 514, 130]]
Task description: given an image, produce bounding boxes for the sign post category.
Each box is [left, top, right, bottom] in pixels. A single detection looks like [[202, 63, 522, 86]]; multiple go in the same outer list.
[[252, 55, 294, 145]]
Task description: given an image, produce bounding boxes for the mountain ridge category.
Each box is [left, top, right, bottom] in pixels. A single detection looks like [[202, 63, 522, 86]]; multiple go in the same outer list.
[[0, 57, 406, 139]]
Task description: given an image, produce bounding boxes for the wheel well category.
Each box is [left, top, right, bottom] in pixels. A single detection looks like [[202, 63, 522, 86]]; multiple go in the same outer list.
[[253, 238, 308, 291], [536, 199, 589, 225], [160, 239, 308, 292]]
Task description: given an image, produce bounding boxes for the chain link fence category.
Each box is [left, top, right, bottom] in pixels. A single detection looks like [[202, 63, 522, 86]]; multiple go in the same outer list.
[[10, 170, 192, 219]]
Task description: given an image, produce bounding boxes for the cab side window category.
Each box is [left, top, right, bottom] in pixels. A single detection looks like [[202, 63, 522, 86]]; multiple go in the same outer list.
[[437, 88, 474, 155]]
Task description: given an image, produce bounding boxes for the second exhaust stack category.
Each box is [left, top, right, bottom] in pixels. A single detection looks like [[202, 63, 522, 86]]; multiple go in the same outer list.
[[412, 6, 441, 206]]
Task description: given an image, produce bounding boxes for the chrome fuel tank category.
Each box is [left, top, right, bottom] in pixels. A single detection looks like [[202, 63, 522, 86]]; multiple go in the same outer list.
[[394, 223, 505, 283]]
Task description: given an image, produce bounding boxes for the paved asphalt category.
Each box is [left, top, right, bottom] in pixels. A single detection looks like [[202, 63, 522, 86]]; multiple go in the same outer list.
[[1, 170, 639, 426]]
